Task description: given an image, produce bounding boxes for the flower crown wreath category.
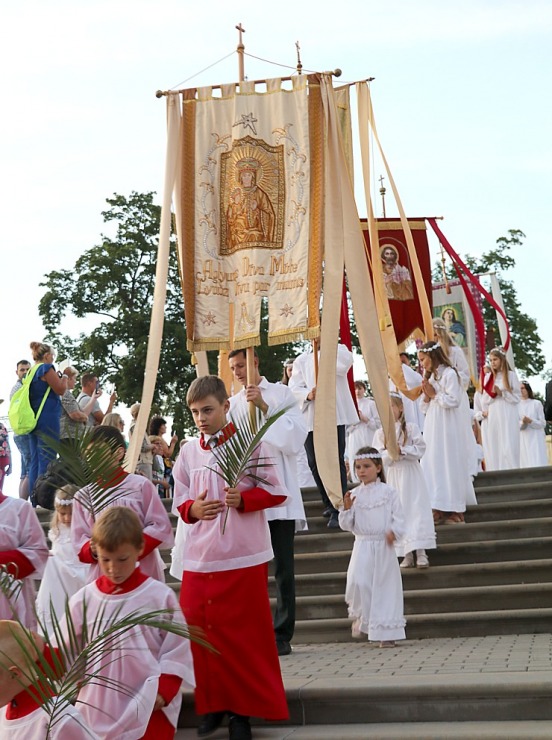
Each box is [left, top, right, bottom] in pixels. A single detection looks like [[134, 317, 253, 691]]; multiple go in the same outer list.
[[490, 346, 506, 357], [55, 497, 73, 507], [355, 452, 382, 460], [422, 341, 441, 353]]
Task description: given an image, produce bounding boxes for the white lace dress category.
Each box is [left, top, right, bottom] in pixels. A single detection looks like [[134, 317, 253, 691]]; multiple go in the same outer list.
[[373, 422, 436, 556], [338, 480, 406, 641]]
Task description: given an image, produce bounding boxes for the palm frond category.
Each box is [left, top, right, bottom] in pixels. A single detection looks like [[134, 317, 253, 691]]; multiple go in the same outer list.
[[38, 430, 129, 520], [205, 404, 291, 533], [0, 566, 23, 610]]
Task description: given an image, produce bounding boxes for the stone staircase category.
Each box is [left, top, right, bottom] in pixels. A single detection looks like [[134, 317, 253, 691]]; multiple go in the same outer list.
[[35, 465, 552, 736], [278, 466, 552, 643]]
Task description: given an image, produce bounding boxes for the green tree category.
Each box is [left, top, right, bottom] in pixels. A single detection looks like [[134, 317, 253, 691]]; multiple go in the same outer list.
[[39, 192, 302, 434], [433, 229, 544, 377]]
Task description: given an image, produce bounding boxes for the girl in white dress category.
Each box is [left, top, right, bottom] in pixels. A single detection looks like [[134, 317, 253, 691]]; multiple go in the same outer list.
[[346, 381, 381, 482], [433, 318, 479, 481], [373, 395, 436, 569], [481, 348, 521, 470], [339, 447, 405, 647], [519, 381, 548, 468], [418, 341, 476, 524], [36, 485, 89, 635]]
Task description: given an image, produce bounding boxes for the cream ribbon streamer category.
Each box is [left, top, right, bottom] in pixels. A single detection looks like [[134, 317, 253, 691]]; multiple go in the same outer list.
[[125, 94, 182, 472], [313, 78, 398, 508]]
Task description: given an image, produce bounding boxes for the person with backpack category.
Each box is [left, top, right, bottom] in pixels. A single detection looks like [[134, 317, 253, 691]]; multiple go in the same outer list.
[[26, 342, 68, 504]]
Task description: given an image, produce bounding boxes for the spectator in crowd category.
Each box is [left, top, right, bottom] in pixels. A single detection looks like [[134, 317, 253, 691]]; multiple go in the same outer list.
[[77, 373, 117, 427], [27, 342, 68, 504], [101, 412, 126, 439], [9, 359, 31, 499], [59, 366, 88, 443]]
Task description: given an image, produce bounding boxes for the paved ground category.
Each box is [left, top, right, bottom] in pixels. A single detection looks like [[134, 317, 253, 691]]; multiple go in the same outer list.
[[176, 633, 552, 738]]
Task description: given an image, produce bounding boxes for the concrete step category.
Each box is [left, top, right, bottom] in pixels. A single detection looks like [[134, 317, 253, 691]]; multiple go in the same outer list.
[[473, 466, 551, 488], [466, 500, 552, 522], [293, 607, 552, 642], [179, 667, 552, 726], [271, 583, 552, 622], [473, 479, 552, 503], [175, 721, 552, 739], [267, 559, 552, 597]]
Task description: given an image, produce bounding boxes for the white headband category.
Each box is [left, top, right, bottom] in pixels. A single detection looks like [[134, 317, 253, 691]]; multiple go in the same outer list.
[[421, 342, 441, 353], [55, 497, 73, 507], [355, 452, 382, 460]]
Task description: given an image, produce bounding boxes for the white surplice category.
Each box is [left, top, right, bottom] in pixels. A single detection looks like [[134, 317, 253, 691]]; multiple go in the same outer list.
[[0, 496, 49, 629], [71, 473, 174, 582], [0, 700, 99, 740]]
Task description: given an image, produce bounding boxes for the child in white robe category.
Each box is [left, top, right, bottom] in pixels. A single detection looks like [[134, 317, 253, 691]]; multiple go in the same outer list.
[[346, 381, 381, 482], [0, 619, 98, 739], [36, 485, 89, 635], [0, 493, 49, 630], [339, 446, 406, 647], [481, 348, 521, 470], [519, 380, 548, 468], [418, 341, 476, 524], [61, 506, 194, 740], [373, 395, 436, 569], [71, 425, 173, 583]]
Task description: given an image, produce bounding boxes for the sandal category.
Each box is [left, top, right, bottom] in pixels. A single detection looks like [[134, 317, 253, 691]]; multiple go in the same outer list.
[[432, 509, 445, 525], [379, 641, 396, 648], [444, 512, 465, 524]]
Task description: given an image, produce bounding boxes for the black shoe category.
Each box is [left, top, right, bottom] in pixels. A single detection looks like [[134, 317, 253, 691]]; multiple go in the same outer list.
[[198, 711, 226, 737], [327, 512, 340, 529], [322, 507, 333, 517], [276, 639, 292, 656], [228, 714, 252, 740]]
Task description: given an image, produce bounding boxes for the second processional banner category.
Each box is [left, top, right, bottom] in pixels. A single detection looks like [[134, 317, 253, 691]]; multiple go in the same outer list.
[[178, 76, 324, 351]]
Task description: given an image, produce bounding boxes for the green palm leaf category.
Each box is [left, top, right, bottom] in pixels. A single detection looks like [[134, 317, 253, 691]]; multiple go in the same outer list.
[[38, 430, 130, 520], [205, 404, 291, 533]]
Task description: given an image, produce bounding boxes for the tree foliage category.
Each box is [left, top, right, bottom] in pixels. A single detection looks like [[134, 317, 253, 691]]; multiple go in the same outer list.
[[39, 192, 302, 434], [433, 229, 544, 377]]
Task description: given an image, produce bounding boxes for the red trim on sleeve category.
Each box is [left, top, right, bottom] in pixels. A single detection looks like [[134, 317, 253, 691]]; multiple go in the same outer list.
[[240, 486, 287, 513], [78, 540, 96, 564], [157, 673, 182, 705], [0, 550, 35, 578], [178, 500, 198, 524], [140, 533, 162, 559]]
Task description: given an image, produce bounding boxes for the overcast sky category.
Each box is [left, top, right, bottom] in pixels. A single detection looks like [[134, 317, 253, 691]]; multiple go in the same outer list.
[[2, 0, 551, 493]]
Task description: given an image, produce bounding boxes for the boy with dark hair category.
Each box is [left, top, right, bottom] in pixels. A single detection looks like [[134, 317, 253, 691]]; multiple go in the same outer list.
[[60, 507, 194, 739], [71, 425, 173, 583], [173, 375, 289, 740]]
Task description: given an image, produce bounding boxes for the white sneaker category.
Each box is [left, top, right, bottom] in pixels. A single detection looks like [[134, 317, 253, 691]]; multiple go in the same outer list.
[[400, 553, 415, 569], [416, 550, 429, 569]]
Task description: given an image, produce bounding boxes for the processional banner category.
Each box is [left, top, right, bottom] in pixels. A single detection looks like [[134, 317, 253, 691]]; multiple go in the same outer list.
[[360, 218, 433, 345], [433, 281, 484, 383], [178, 76, 323, 351]]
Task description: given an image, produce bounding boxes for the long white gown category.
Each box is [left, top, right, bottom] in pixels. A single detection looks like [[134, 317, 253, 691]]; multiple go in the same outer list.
[[338, 480, 406, 641], [36, 523, 89, 635], [483, 370, 521, 470], [420, 366, 476, 513], [519, 398, 548, 467], [373, 422, 436, 556], [346, 397, 381, 481]]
